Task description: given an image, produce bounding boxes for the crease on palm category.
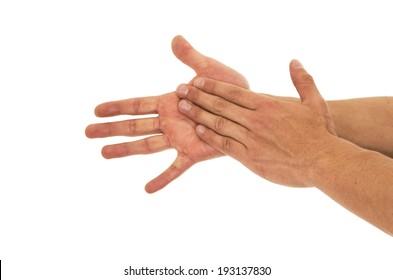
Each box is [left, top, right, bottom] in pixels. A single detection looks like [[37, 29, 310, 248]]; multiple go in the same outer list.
[[87, 36, 249, 193]]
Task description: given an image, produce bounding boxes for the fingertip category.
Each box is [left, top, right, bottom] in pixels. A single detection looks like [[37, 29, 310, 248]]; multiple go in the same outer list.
[[289, 59, 307, 84], [94, 105, 103, 117], [172, 35, 185, 45], [193, 77, 205, 88], [179, 99, 192, 112], [290, 59, 304, 70], [101, 146, 112, 159], [145, 182, 162, 194], [85, 125, 93, 138], [289, 60, 322, 105], [172, 35, 191, 58], [176, 84, 189, 98], [196, 124, 206, 136], [144, 185, 155, 194], [94, 102, 119, 117]]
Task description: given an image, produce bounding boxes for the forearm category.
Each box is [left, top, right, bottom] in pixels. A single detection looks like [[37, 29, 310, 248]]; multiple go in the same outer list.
[[275, 96, 393, 157], [329, 97, 393, 158], [313, 136, 393, 235]]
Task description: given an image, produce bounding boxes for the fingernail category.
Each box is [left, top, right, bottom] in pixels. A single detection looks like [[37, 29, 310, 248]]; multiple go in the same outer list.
[[292, 59, 304, 69], [179, 100, 192, 111], [194, 77, 205, 88], [196, 125, 206, 135], [176, 84, 188, 97]]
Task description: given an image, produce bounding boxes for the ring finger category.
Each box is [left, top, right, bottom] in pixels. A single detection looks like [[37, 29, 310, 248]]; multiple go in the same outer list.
[[177, 84, 253, 129], [178, 99, 249, 145]]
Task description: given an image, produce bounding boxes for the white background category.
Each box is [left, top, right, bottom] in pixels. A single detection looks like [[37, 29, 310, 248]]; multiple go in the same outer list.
[[1, 0, 393, 279]]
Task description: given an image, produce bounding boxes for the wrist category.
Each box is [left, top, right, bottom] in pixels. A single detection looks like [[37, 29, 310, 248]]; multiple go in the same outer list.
[[308, 135, 366, 188]]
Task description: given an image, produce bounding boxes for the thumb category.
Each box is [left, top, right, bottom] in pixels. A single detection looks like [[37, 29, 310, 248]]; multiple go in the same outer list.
[[171, 35, 249, 89], [290, 59, 323, 105], [290, 59, 337, 136], [144, 154, 194, 193], [171, 35, 207, 73]]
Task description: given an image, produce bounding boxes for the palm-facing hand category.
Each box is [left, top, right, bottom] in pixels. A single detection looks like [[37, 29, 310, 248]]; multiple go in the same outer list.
[[86, 36, 249, 193]]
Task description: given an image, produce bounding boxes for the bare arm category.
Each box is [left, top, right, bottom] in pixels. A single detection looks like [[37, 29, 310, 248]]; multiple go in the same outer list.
[[278, 96, 393, 158], [329, 97, 393, 158], [314, 136, 393, 235], [176, 60, 393, 235], [275, 96, 393, 233]]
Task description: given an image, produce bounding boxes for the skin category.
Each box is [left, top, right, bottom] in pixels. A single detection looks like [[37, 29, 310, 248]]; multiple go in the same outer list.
[[176, 60, 337, 188], [86, 35, 393, 196], [85, 35, 249, 193], [274, 96, 393, 159], [176, 60, 393, 235], [329, 97, 393, 158]]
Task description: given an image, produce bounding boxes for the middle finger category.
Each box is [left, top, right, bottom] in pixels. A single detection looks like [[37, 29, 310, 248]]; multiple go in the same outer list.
[[85, 117, 161, 138], [178, 99, 249, 145], [176, 84, 253, 129]]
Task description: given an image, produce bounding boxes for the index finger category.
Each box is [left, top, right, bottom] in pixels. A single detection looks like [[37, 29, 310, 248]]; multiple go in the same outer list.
[[94, 96, 158, 117], [193, 77, 259, 109]]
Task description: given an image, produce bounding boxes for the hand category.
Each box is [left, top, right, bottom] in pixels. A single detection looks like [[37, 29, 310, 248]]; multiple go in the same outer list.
[[85, 36, 249, 193], [176, 60, 337, 187]]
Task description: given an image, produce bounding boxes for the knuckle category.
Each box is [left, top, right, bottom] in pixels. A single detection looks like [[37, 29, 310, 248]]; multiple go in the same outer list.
[[213, 99, 228, 113], [301, 73, 315, 84], [128, 119, 137, 134], [142, 138, 153, 153], [132, 99, 141, 114], [153, 118, 160, 130], [226, 88, 242, 102], [222, 138, 235, 153], [214, 117, 226, 131], [244, 128, 254, 139]]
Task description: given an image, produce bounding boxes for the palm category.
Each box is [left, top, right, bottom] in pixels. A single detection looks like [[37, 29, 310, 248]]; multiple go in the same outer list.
[[86, 36, 248, 193], [155, 92, 219, 166]]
